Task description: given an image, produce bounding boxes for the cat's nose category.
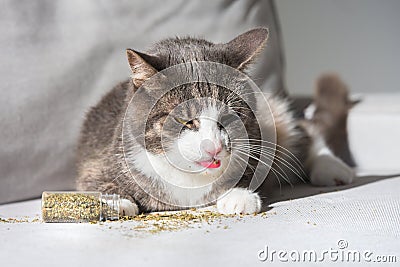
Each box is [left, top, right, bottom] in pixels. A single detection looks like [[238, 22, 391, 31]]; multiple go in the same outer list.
[[206, 145, 222, 156], [201, 139, 222, 156]]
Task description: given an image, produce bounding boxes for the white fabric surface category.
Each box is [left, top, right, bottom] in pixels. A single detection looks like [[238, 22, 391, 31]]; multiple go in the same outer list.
[[349, 93, 400, 174], [0, 177, 399, 266], [1, 94, 399, 266]]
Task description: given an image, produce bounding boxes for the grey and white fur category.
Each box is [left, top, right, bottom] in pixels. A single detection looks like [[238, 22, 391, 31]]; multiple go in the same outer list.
[[76, 28, 354, 216]]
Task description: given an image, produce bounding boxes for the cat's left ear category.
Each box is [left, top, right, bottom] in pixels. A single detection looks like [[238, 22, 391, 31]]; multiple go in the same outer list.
[[223, 28, 269, 70], [126, 49, 159, 88]]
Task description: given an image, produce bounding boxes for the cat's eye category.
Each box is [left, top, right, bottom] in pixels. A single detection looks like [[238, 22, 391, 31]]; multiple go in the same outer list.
[[175, 117, 199, 129], [185, 120, 195, 129]]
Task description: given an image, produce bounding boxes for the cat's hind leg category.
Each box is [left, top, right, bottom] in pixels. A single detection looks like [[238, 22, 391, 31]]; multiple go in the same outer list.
[[308, 134, 354, 186], [301, 74, 357, 186]]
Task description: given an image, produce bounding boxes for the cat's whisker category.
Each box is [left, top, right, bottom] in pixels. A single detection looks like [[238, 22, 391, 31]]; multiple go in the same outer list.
[[232, 138, 305, 169], [232, 142, 306, 172], [232, 139, 303, 165], [242, 154, 285, 190], [270, 168, 283, 192], [232, 154, 283, 191], [233, 157, 283, 193], [232, 144, 307, 181], [231, 156, 256, 174], [234, 149, 293, 187], [234, 146, 300, 182]]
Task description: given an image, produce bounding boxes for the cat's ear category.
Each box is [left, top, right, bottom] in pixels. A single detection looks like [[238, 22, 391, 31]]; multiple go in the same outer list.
[[224, 28, 269, 70], [126, 49, 158, 88]]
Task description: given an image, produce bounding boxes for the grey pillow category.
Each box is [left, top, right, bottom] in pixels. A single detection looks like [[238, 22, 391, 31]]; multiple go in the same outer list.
[[0, 0, 285, 203]]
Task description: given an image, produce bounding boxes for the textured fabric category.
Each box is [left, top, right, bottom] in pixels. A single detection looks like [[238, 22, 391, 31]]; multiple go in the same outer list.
[[0, 176, 399, 266], [0, 0, 285, 203]]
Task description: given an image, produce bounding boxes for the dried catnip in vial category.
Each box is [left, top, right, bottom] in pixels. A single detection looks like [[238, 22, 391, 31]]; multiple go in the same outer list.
[[41, 191, 121, 223]]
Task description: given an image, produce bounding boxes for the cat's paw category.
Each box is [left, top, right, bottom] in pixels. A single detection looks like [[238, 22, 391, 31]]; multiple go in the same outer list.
[[217, 188, 262, 215], [119, 198, 139, 216], [310, 154, 354, 186]]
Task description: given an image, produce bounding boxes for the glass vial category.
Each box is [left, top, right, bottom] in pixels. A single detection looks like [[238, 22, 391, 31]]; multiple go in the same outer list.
[[42, 191, 121, 223]]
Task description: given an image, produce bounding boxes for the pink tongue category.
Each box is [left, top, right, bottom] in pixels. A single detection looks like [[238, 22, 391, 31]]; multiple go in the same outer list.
[[199, 159, 221, 169]]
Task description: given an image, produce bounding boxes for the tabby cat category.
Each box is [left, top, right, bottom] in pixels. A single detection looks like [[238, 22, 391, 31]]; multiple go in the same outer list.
[[76, 28, 354, 215]]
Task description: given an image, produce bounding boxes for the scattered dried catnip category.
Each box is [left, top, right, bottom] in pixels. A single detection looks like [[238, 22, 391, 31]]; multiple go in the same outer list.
[[118, 210, 238, 234], [38, 191, 269, 233]]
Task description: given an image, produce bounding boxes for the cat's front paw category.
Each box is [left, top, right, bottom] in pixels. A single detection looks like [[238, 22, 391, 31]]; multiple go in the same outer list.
[[310, 154, 354, 186], [119, 198, 139, 217], [217, 188, 262, 215]]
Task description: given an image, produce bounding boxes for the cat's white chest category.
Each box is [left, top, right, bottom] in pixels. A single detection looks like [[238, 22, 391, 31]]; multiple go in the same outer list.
[[132, 150, 215, 206]]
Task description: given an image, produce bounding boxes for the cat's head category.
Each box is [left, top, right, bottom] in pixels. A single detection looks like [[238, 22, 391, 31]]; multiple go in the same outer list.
[[125, 28, 268, 185]]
